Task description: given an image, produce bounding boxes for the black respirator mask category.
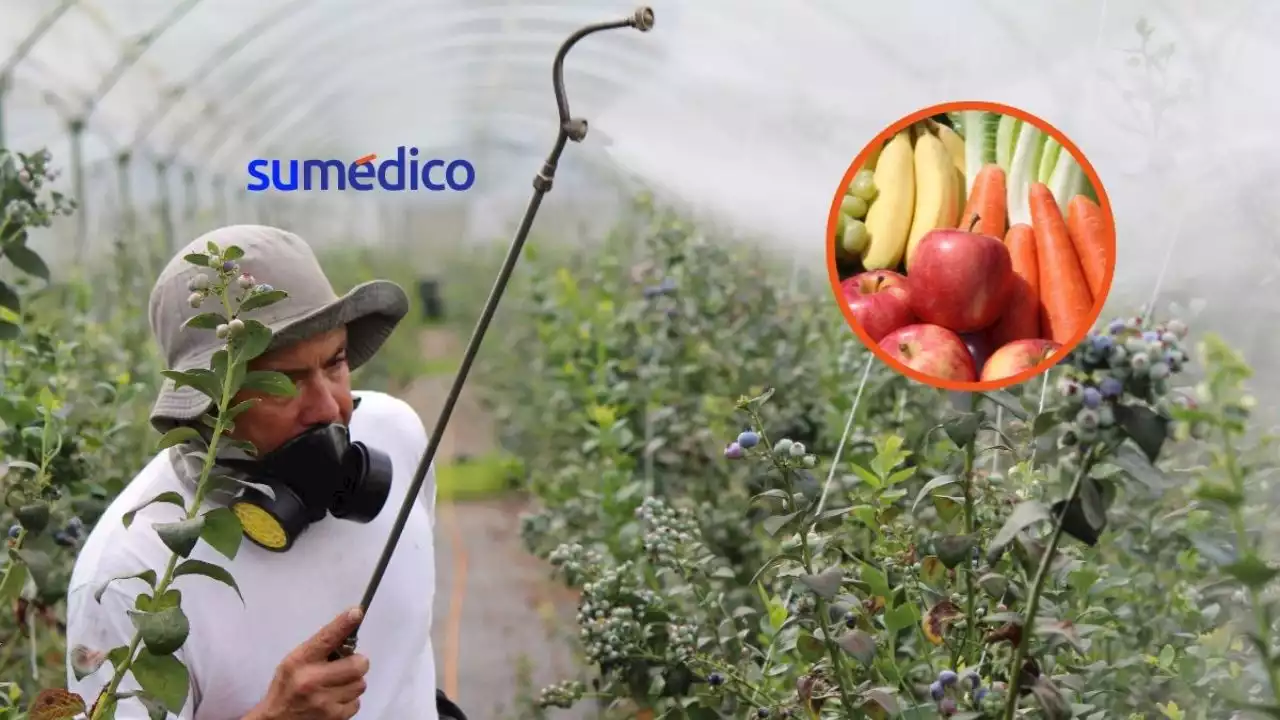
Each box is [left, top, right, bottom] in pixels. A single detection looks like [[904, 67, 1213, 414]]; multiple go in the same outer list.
[[224, 421, 394, 552]]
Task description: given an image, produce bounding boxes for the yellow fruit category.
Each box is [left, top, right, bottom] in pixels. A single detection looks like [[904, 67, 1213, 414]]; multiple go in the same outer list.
[[860, 130, 915, 270], [862, 141, 883, 173], [936, 123, 967, 176], [904, 132, 961, 269]]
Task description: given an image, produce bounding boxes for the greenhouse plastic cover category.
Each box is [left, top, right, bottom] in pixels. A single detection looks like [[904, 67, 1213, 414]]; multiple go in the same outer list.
[[3, 0, 1280, 387]]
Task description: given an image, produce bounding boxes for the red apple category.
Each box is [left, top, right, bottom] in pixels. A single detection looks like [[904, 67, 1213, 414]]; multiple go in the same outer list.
[[981, 338, 1063, 382], [878, 323, 977, 383], [840, 270, 914, 342], [907, 229, 1014, 333]]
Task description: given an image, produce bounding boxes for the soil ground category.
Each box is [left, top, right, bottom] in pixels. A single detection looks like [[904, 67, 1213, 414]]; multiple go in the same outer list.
[[400, 328, 592, 720]]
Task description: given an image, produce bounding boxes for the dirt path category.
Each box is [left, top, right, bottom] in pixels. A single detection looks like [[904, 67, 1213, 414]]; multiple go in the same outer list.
[[402, 327, 593, 720]]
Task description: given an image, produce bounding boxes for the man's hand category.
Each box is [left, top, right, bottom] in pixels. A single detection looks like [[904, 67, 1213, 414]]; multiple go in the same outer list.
[[245, 607, 370, 720]]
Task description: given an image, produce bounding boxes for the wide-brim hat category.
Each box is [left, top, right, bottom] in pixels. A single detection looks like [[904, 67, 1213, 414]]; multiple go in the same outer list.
[[148, 224, 409, 434]]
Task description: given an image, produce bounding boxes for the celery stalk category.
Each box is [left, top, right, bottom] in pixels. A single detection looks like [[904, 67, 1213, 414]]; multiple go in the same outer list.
[[1037, 138, 1062, 184], [995, 114, 1021, 172], [1005, 124, 1046, 226], [960, 111, 998, 197], [1047, 149, 1086, 217]]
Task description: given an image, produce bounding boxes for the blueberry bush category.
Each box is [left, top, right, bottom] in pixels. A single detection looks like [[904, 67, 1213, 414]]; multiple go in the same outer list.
[[456, 196, 1280, 718]]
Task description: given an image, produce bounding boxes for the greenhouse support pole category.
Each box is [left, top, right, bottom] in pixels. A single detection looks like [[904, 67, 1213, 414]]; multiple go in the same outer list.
[[0, 73, 8, 149], [329, 6, 656, 662], [116, 151, 134, 238], [156, 159, 176, 255], [213, 175, 227, 225], [68, 118, 87, 256], [182, 166, 198, 235]]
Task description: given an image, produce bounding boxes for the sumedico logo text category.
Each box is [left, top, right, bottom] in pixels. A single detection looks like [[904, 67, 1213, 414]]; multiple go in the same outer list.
[[246, 146, 475, 192]]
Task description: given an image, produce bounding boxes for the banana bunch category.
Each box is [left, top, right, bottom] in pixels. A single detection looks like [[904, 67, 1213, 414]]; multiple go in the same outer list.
[[848, 122, 968, 272]]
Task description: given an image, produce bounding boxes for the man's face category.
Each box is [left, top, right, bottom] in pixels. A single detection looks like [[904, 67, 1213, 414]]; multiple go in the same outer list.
[[229, 326, 354, 456]]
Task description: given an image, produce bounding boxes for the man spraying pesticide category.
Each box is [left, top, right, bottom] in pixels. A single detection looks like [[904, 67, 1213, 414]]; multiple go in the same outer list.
[[62, 8, 654, 719]]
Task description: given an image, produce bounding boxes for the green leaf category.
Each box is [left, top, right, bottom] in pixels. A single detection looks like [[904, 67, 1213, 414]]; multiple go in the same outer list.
[[224, 398, 257, 423], [240, 370, 296, 398], [173, 559, 244, 603], [199, 508, 243, 561], [749, 552, 803, 586], [981, 390, 1029, 420], [861, 566, 891, 599], [0, 280, 19, 312], [156, 426, 202, 452], [1108, 443, 1171, 491], [1113, 404, 1169, 462], [991, 500, 1051, 553], [836, 629, 876, 665], [184, 253, 211, 267], [937, 535, 978, 569], [239, 289, 289, 313], [0, 562, 29, 603], [978, 573, 1008, 599], [183, 312, 227, 330], [123, 492, 187, 529], [154, 517, 205, 558], [884, 603, 916, 633], [3, 242, 49, 280], [94, 570, 157, 604], [222, 245, 244, 260], [1221, 554, 1279, 589], [160, 369, 222, 402], [919, 556, 946, 587], [1193, 481, 1244, 509], [1033, 409, 1062, 437], [795, 631, 825, 662], [943, 411, 984, 447], [130, 648, 190, 713], [762, 512, 801, 537], [850, 505, 878, 527], [129, 606, 190, 656], [14, 548, 53, 591], [798, 568, 843, 599], [234, 319, 273, 361], [912, 475, 956, 514], [0, 320, 18, 339]]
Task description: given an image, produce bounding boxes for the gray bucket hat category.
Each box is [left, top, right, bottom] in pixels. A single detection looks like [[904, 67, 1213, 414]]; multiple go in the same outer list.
[[148, 224, 409, 434]]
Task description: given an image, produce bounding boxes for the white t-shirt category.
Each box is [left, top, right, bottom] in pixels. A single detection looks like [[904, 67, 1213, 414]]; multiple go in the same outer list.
[[64, 391, 439, 720]]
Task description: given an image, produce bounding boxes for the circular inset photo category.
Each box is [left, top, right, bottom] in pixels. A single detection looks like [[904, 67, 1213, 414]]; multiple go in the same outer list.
[[828, 101, 1116, 391]]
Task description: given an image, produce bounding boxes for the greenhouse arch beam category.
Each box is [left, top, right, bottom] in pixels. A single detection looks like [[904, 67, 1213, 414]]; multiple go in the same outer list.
[[177, 5, 654, 137]]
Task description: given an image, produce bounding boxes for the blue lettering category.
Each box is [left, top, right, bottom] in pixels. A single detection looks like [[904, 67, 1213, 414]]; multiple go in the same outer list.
[[422, 160, 446, 191], [349, 162, 375, 191], [378, 146, 406, 191], [302, 159, 345, 191], [271, 160, 298, 191], [246, 160, 270, 191], [246, 152, 474, 192], [446, 160, 475, 191]]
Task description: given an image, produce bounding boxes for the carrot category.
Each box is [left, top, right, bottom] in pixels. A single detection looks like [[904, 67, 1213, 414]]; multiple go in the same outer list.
[[1066, 195, 1113, 298], [989, 223, 1040, 347], [1029, 183, 1092, 343], [958, 164, 1007, 239]]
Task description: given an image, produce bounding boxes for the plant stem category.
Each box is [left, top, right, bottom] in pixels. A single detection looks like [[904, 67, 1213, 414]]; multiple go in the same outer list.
[[90, 360, 234, 719], [959, 437, 977, 665], [1000, 449, 1092, 720], [1221, 430, 1280, 708]]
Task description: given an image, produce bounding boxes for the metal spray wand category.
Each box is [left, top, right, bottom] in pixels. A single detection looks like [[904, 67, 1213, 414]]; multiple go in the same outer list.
[[329, 6, 657, 661]]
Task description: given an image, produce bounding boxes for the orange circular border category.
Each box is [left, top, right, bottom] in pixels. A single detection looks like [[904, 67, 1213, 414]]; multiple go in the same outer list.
[[826, 100, 1117, 392]]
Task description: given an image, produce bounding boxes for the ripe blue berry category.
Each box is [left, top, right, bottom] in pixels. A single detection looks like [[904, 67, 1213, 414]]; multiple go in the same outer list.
[[1108, 319, 1125, 334], [256, 283, 274, 294], [1090, 334, 1113, 352], [930, 680, 944, 701], [974, 687, 988, 702], [737, 430, 760, 449], [757, 708, 770, 718], [1142, 331, 1159, 343], [844, 611, 856, 628], [708, 672, 724, 687], [938, 669, 958, 687], [724, 443, 744, 460], [7, 525, 20, 539], [962, 670, 980, 689], [1099, 377, 1123, 398], [222, 260, 237, 272], [1081, 387, 1102, 409]]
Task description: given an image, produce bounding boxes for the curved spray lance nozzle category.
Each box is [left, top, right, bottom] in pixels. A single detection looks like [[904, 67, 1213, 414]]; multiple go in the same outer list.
[[326, 7, 655, 664]]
